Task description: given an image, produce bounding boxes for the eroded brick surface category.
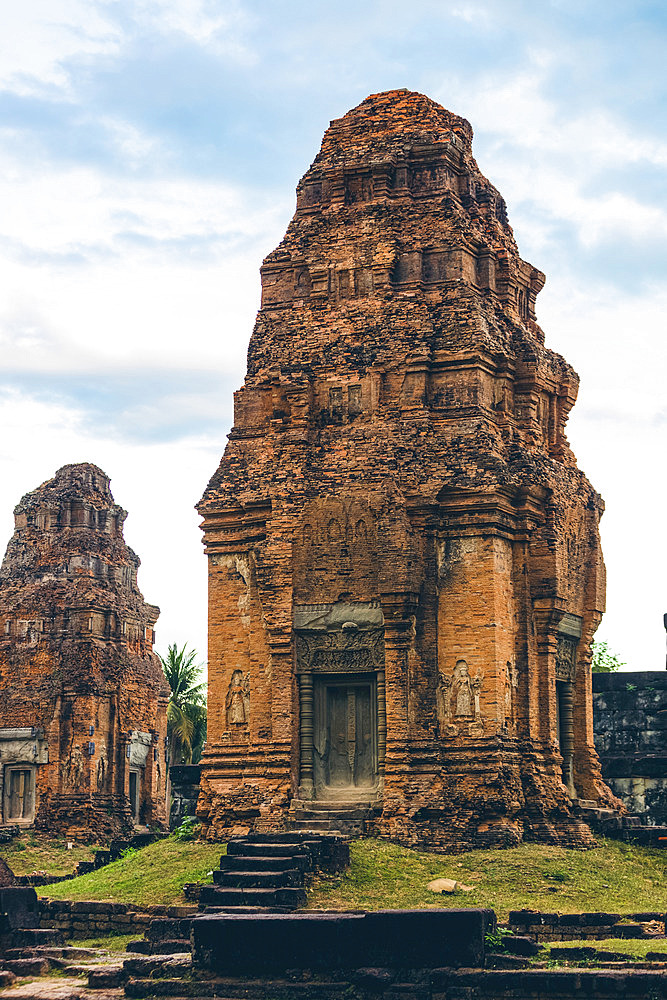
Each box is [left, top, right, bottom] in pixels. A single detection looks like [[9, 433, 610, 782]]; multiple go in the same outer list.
[[0, 463, 169, 837], [197, 89, 621, 849]]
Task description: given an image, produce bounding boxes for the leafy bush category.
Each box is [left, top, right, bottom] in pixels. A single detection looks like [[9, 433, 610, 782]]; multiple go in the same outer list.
[[173, 816, 201, 841], [591, 640, 625, 673]]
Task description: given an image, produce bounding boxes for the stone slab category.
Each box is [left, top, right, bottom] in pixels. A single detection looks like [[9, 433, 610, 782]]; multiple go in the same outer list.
[[192, 908, 493, 974]]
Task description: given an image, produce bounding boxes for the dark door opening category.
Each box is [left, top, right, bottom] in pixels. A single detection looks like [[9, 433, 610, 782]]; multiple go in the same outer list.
[[129, 768, 140, 823]]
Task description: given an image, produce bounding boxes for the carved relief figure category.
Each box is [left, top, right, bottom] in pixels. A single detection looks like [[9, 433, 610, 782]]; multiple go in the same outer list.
[[504, 661, 517, 728], [61, 746, 84, 789], [453, 660, 473, 716], [226, 669, 250, 725], [435, 672, 451, 734], [95, 746, 107, 791]]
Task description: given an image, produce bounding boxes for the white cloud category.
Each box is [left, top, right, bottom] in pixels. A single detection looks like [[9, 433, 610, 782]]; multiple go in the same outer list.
[[132, 0, 256, 60], [540, 285, 667, 669], [0, 0, 122, 96], [0, 0, 256, 99], [435, 63, 667, 250], [0, 148, 291, 375]]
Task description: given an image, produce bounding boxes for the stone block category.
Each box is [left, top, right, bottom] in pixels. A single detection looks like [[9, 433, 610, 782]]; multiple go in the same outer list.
[[193, 908, 492, 974], [0, 886, 39, 929]]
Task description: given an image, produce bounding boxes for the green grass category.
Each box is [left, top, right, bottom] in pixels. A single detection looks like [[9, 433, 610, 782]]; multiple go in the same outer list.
[[66, 933, 138, 953], [44, 836, 224, 906], [307, 837, 667, 921], [30, 834, 667, 920], [549, 937, 667, 961], [0, 832, 99, 875]]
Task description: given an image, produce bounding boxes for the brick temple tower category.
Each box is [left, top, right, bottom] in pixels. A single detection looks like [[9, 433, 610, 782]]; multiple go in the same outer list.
[[0, 463, 169, 837], [198, 90, 621, 849]]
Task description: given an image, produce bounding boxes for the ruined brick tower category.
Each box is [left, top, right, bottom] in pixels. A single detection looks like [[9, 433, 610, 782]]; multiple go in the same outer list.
[[0, 463, 169, 837], [198, 90, 620, 849]]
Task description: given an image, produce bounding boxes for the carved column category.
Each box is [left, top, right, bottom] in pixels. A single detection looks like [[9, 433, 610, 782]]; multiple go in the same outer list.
[[558, 681, 576, 797], [298, 672, 314, 800], [377, 668, 386, 784], [555, 618, 581, 799], [380, 591, 418, 773]]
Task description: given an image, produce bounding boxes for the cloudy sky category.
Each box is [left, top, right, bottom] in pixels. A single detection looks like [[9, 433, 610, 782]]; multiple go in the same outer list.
[[1, 0, 665, 672]]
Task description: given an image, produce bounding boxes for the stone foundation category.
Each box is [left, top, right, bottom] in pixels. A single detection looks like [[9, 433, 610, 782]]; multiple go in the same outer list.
[[593, 671, 667, 826]]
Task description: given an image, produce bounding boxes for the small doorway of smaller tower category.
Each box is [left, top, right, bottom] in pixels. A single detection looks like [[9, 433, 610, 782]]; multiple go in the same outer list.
[[3, 766, 35, 824], [129, 767, 141, 823]]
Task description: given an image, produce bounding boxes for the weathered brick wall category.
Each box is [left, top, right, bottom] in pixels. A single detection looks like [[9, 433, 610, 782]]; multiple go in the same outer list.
[[169, 765, 201, 828], [197, 89, 619, 850], [593, 671, 667, 825], [0, 464, 169, 837], [508, 908, 666, 943], [38, 899, 195, 939]]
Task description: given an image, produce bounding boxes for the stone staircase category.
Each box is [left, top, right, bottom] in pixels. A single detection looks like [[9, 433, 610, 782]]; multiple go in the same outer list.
[[288, 798, 379, 836], [574, 800, 667, 847], [197, 832, 349, 911]]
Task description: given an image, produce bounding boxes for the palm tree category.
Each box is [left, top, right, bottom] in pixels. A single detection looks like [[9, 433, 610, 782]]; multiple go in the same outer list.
[[159, 644, 207, 765]]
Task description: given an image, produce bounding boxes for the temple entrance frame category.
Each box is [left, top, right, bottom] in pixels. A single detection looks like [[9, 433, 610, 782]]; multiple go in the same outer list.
[[555, 614, 583, 799], [294, 603, 386, 803]]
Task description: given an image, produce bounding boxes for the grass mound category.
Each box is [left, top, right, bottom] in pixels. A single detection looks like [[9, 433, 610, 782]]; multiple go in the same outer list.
[[44, 837, 223, 906], [307, 838, 667, 920], [31, 834, 667, 916], [0, 832, 99, 876]]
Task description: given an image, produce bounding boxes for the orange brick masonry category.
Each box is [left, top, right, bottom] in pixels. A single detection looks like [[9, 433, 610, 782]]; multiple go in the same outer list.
[[197, 90, 621, 850]]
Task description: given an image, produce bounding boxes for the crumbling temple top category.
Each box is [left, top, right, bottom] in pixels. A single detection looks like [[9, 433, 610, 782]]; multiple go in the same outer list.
[[198, 90, 619, 850], [0, 463, 168, 836]]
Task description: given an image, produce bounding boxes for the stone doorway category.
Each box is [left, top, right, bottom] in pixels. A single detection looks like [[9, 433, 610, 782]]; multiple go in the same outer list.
[[3, 765, 35, 824], [129, 767, 141, 823], [313, 676, 377, 798]]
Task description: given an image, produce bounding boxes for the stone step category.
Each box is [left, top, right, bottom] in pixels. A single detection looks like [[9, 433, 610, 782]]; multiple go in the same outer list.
[[289, 798, 376, 811], [217, 854, 307, 872], [0, 971, 16, 988], [8, 928, 65, 947], [226, 841, 313, 859], [612, 922, 651, 938], [36, 946, 102, 960], [199, 905, 292, 915], [88, 967, 126, 989], [236, 830, 345, 841], [212, 869, 302, 889], [149, 940, 192, 955], [123, 954, 193, 978], [126, 939, 152, 954], [3, 957, 52, 976], [146, 918, 194, 943], [124, 977, 352, 999], [288, 818, 338, 830], [486, 953, 532, 969], [500, 934, 540, 956], [291, 804, 372, 818], [198, 886, 307, 909], [67, 963, 120, 976]]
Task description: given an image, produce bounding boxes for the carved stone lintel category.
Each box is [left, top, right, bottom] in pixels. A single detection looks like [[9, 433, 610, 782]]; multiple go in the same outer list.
[[295, 627, 385, 674]]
